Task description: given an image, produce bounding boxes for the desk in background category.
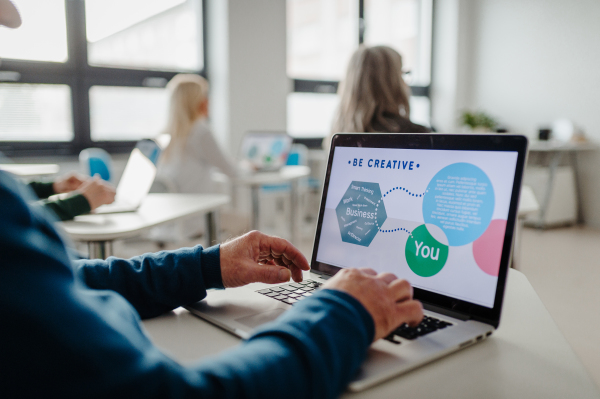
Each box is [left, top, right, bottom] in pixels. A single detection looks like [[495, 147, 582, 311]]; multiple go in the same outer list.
[[143, 269, 599, 398], [0, 163, 59, 177], [526, 140, 597, 227], [61, 193, 229, 259]]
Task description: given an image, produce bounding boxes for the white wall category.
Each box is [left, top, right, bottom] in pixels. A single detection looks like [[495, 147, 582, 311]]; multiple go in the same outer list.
[[206, 0, 289, 153], [432, 0, 600, 227]]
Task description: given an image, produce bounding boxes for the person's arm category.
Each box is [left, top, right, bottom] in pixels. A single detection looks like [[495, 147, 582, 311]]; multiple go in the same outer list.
[[74, 245, 222, 319], [27, 180, 55, 199], [41, 194, 91, 221], [74, 229, 309, 319], [1, 173, 374, 398], [191, 120, 239, 178]]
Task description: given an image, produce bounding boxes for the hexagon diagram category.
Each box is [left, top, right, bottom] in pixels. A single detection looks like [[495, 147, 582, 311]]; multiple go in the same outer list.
[[335, 181, 387, 247]]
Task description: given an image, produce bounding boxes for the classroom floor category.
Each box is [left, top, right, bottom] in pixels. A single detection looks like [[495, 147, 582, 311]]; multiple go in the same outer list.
[[518, 226, 600, 390], [112, 225, 600, 391]]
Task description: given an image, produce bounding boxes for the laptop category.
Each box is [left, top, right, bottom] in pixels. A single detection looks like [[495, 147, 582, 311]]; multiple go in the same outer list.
[[186, 133, 528, 391], [94, 148, 157, 214], [238, 131, 293, 172]]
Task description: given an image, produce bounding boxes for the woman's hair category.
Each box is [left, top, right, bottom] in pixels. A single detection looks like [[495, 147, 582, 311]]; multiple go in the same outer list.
[[331, 45, 411, 134], [161, 74, 209, 161]]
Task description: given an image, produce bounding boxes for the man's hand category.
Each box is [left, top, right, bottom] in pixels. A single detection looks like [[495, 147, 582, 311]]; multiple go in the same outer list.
[[77, 176, 116, 210], [53, 172, 88, 194], [323, 268, 424, 341], [219, 231, 310, 287]]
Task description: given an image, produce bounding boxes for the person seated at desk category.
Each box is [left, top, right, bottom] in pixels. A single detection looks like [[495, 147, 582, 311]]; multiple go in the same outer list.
[[28, 172, 116, 221], [154, 74, 241, 240], [155, 73, 239, 195], [324, 45, 430, 150], [1, 7, 424, 396], [1, 168, 423, 398]]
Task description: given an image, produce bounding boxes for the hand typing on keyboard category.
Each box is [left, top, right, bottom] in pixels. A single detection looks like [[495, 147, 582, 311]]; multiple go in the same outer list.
[[219, 231, 310, 287], [322, 268, 424, 342]]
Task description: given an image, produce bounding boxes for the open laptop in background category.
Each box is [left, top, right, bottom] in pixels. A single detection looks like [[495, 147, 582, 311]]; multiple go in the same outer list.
[[238, 131, 293, 172], [94, 148, 157, 214], [186, 133, 528, 391]]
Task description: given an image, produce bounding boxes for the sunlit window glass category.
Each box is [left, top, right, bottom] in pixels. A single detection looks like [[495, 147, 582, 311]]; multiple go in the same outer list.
[[287, 0, 358, 80], [363, 0, 432, 85], [0, 84, 73, 142], [409, 95, 431, 128], [89, 86, 169, 141], [0, 0, 68, 63], [86, 0, 203, 72]]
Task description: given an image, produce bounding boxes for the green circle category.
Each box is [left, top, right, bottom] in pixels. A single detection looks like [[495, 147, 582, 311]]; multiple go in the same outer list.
[[405, 224, 449, 277]]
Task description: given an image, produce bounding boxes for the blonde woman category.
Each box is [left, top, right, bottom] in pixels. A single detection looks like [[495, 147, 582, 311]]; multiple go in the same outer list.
[[156, 74, 238, 195], [325, 45, 429, 150]]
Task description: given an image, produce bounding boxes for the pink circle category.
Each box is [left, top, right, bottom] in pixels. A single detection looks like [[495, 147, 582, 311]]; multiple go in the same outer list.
[[472, 219, 507, 276]]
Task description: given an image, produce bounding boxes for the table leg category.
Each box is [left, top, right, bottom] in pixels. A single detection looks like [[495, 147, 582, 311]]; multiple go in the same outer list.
[[251, 185, 260, 231], [570, 151, 583, 224], [88, 241, 113, 259], [537, 151, 563, 228], [290, 179, 299, 244], [205, 211, 219, 246]]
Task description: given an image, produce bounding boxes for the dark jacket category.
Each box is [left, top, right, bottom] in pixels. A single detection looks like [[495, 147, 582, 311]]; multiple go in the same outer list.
[[0, 171, 374, 399]]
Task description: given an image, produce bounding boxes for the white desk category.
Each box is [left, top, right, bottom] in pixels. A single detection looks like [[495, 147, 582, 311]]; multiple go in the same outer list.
[[0, 163, 59, 177], [143, 269, 599, 398], [61, 193, 229, 259], [528, 140, 597, 227], [235, 165, 311, 243]]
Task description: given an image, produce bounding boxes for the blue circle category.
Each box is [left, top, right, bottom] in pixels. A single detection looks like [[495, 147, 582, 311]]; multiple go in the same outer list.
[[422, 163, 495, 246]]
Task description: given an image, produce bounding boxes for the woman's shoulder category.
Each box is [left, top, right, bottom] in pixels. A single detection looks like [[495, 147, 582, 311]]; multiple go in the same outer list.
[[374, 113, 430, 133]]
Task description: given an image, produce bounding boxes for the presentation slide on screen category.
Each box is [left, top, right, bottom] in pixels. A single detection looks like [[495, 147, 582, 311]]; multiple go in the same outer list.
[[316, 146, 518, 308]]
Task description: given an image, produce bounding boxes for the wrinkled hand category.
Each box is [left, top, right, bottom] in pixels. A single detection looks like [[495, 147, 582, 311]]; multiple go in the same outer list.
[[219, 231, 310, 287], [53, 172, 87, 194], [77, 176, 116, 210], [323, 268, 423, 341]]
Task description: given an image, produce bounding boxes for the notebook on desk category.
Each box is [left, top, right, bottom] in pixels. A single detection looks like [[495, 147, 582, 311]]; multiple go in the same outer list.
[[186, 133, 528, 391]]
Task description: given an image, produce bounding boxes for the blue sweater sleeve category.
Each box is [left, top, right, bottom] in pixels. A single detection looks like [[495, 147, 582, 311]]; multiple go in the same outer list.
[[74, 244, 223, 319], [0, 171, 375, 399]]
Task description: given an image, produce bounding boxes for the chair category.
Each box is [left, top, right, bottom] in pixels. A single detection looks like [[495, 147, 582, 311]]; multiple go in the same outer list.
[[135, 138, 162, 166], [79, 148, 113, 182], [259, 144, 311, 238]]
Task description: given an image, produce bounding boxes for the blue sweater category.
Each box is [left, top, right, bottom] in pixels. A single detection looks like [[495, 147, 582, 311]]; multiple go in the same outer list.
[[0, 171, 374, 399]]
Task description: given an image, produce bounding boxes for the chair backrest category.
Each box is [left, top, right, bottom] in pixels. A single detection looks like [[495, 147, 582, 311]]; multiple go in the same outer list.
[[135, 139, 162, 166], [286, 143, 309, 166], [79, 148, 113, 182]]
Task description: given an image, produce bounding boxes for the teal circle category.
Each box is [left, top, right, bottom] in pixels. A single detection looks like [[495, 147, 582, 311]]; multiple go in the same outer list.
[[422, 163, 494, 246]]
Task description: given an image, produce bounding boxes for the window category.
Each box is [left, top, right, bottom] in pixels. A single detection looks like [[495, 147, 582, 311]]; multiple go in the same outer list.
[[287, 0, 358, 80], [0, 84, 73, 141], [287, 0, 432, 138], [89, 86, 169, 141], [0, 0, 205, 156], [86, 0, 203, 71], [0, 0, 68, 63]]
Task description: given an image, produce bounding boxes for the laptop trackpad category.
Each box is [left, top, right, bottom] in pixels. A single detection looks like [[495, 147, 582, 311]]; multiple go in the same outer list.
[[235, 308, 286, 328]]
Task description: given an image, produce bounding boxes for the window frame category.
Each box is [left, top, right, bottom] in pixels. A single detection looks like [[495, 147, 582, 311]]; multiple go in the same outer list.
[[0, 0, 207, 157], [289, 0, 432, 142]]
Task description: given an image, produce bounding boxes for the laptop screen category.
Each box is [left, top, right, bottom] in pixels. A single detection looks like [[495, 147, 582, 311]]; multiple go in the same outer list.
[[240, 132, 292, 171], [315, 144, 519, 309]]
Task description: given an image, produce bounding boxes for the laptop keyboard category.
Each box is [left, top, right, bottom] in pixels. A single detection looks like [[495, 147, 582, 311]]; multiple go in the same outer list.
[[258, 283, 453, 342], [384, 316, 453, 344], [256, 280, 323, 305]]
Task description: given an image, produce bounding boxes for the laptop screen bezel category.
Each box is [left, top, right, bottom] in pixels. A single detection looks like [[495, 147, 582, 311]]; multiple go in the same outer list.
[[310, 133, 528, 328]]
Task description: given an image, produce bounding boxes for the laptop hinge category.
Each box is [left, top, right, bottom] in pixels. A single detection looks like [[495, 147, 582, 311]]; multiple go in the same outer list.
[[422, 302, 470, 321], [310, 270, 332, 280]]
